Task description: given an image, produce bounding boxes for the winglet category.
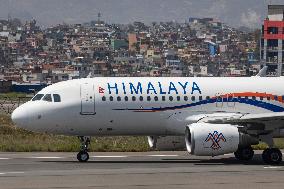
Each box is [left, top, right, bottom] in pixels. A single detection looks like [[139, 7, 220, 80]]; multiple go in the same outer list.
[[256, 66, 268, 77]]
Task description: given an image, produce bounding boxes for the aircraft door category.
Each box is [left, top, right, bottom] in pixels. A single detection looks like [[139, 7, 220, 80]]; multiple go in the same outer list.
[[80, 82, 96, 115]]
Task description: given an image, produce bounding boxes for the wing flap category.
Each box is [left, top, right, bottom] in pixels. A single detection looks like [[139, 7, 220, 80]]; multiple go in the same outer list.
[[196, 112, 284, 124], [195, 112, 284, 132], [238, 112, 284, 123]]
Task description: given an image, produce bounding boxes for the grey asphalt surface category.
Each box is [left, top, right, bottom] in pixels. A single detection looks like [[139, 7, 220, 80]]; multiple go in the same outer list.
[[0, 151, 283, 189]]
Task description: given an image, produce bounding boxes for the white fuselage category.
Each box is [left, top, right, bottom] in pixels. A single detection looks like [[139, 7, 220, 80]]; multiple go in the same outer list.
[[12, 77, 284, 137]]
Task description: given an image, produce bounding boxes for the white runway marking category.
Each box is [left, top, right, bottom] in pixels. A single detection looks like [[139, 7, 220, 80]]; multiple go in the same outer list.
[[0, 158, 11, 160], [264, 166, 282, 169], [147, 155, 179, 157], [92, 156, 128, 158], [27, 156, 64, 159], [224, 153, 233, 156], [0, 172, 24, 175]]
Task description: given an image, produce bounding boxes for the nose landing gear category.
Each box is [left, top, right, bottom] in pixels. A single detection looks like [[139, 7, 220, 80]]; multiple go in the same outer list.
[[77, 136, 91, 162]]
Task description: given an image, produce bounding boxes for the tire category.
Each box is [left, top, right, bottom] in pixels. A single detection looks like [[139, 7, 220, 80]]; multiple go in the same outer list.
[[234, 151, 241, 160], [262, 149, 270, 164], [77, 151, 89, 162], [263, 148, 282, 165], [241, 146, 254, 161], [234, 146, 254, 161]]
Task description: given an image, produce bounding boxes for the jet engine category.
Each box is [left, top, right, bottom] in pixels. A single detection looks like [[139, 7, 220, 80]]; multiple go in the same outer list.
[[148, 136, 186, 151], [185, 123, 258, 156]]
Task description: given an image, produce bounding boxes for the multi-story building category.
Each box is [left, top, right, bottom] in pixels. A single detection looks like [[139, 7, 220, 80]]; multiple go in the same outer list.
[[261, 5, 284, 76], [128, 33, 137, 51]]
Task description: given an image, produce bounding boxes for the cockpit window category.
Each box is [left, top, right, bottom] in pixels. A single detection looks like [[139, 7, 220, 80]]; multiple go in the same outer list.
[[53, 94, 61, 102], [32, 94, 44, 101], [42, 94, 52, 102]]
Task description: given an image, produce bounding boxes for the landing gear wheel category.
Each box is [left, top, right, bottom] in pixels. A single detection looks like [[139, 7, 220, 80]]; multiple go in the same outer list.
[[234, 146, 254, 161], [77, 151, 89, 162], [262, 148, 269, 163], [77, 136, 91, 162], [262, 148, 282, 165]]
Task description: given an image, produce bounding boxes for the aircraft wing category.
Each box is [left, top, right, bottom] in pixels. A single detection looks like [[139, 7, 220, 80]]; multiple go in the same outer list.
[[200, 112, 284, 124], [228, 112, 284, 123], [189, 112, 284, 134]]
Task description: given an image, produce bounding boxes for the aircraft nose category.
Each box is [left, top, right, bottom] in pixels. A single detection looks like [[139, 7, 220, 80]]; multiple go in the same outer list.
[[11, 107, 28, 128]]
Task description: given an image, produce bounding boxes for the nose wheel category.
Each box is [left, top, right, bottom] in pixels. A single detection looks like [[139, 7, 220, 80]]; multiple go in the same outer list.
[[77, 136, 91, 162], [262, 148, 282, 165], [77, 151, 89, 162]]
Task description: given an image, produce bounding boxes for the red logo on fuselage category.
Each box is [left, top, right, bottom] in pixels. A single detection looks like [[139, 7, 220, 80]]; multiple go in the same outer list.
[[99, 87, 105, 94]]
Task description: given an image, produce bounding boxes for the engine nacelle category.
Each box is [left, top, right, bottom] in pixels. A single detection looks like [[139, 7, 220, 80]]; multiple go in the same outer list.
[[148, 136, 185, 151], [185, 123, 240, 156]]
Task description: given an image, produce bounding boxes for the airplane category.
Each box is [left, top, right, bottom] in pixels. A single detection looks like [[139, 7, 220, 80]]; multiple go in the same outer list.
[[11, 70, 284, 164]]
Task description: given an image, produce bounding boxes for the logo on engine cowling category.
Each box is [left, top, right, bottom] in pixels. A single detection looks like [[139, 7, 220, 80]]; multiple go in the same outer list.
[[205, 131, 226, 150]]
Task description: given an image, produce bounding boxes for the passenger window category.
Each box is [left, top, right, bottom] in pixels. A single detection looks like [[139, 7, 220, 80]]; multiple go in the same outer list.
[[206, 96, 210, 100], [53, 94, 61, 102], [154, 96, 158, 101], [117, 96, 121, 101], [102, 96, 106, 101], [147, 96, 151, 101], [199, 96, 203, 101], [177, 96, 181, 101], [109, 96, 114, 101], [245, 96, 249, 100], [252, 96, 256, 100], [162, 96, 166, 101], [125, 96, 129, 101], [32, 94, 44, 101], [274, 96, 278, 101], [191, 96, 195, 101], [169, 96, 173, 101], [132, 96, 136, 101], [43, 94, 52, 102], [267, 96, 271, 101], [139, 96, 143, 101], [184, 96, 188, 101], [260, 96, 264, 101]]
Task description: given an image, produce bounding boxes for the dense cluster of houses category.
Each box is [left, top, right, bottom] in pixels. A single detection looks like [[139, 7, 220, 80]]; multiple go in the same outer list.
[[0, 17, 260, 93]]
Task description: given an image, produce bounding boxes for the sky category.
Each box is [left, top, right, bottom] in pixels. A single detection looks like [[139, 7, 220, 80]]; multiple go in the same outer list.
[[0, 0, 283, 28]]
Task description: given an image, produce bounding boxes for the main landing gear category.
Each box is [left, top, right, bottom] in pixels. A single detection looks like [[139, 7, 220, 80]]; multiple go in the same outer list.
[[234, 146, 254, 161], [234, 146, 282, 164], [77, 136, 91, 162], [262, 148, 282, 165], [260, 135, 282, 164]]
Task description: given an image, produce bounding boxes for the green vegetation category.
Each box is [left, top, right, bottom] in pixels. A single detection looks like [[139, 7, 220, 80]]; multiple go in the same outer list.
[[253, 139, 284, 150], [0, 113, 284, 152], [0, 92, 28, 100], [0, 114, 149, 152]]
